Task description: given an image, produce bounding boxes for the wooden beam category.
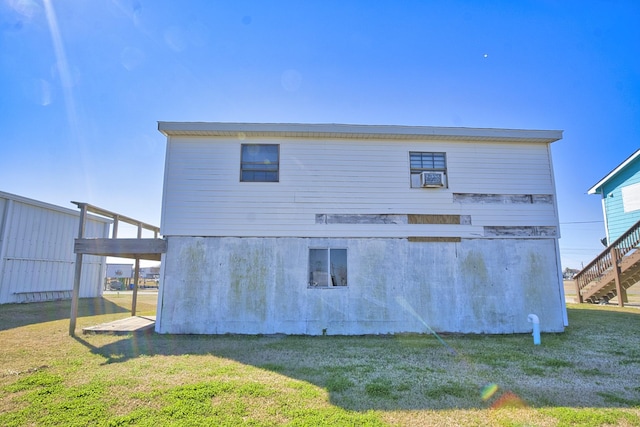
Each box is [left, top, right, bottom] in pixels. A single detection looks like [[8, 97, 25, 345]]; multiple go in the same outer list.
[[69, 204, 87, 336], [612, 247, 625, 307], [408, 214, 461, 225], [131, 225, 142, 317], [408, 237, 461, 242], [69, 202, 162, 336], [71, 202, 160, 235], [131, 257, 140, 316], [575, 277, 583, 303], [112, 215, 119, 238], [74, 238, 167, 261]]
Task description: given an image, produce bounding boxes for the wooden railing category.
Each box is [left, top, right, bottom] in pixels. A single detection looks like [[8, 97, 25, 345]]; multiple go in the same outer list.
[[69, 202, 163, 336], [574, 219, 640, 302], [71, 202, 160, 239]]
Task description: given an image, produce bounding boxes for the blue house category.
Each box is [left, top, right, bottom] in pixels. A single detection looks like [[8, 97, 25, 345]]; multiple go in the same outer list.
[[588, 149, 640, 245], [574, 149, 640, 306]]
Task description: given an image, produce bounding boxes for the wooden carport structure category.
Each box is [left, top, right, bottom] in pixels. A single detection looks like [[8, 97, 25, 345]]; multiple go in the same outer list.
[[69, 202, 166, 336]]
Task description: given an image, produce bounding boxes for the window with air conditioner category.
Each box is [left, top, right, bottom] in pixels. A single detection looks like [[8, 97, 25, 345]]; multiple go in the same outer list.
[[409, 152, 447, 188]]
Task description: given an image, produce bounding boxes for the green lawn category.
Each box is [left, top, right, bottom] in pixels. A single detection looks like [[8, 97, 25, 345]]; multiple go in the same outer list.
[[1, 294, 639, 426]]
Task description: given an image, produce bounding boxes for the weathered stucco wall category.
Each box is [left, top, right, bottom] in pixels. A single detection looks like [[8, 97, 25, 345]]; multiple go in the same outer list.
[[157, 237, 565, 335]]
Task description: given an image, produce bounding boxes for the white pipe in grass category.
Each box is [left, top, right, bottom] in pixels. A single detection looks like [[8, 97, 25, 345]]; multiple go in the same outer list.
[[527, 314, 541, 345]]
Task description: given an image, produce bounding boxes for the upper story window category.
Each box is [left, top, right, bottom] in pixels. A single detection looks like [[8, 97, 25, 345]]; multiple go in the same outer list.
[[241, 144, 279, 182], [410, 152, 446, 173], [409, 152, 447, 188]]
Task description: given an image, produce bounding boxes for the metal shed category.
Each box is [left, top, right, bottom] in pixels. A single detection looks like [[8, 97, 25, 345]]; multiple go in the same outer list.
[[0, 191, 111, 304]]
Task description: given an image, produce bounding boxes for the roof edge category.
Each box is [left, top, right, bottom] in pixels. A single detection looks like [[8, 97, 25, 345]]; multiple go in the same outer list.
[[0, 190, 112, 223], [587, 149, 640, 195], [157, 122, 563, 143]]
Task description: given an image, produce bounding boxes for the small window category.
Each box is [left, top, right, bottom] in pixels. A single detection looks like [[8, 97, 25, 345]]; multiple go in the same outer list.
[[410, 152, 447, 187], [241, 144, 279, 182], [308, 248, 347, 287], [410, 152, 446, 173]]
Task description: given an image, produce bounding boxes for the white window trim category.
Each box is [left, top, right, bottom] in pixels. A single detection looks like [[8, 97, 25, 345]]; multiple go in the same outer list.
[[240, 144, 280, 182], [409, 151, 448, 188], [307, 247, 348, 289]]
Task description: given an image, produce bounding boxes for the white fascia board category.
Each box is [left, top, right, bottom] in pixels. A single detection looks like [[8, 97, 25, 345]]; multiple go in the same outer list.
[[587, 148, 640, 195], [158, 122, 563, 144]]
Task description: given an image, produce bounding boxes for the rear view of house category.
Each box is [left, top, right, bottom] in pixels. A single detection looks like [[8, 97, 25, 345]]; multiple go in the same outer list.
[[156, 122, 566, 335]]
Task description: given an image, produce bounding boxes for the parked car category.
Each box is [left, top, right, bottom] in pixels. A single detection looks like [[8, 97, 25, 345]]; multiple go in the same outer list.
[[108, 280, 124, 291]]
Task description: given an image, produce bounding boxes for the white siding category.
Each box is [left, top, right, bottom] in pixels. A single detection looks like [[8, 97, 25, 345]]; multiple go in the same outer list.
[[0, 192, 110, 304], [161, 136, 558, 237]]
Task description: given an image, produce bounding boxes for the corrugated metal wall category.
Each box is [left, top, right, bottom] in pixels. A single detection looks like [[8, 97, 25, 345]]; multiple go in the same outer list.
[[0, 191, 111, 304]]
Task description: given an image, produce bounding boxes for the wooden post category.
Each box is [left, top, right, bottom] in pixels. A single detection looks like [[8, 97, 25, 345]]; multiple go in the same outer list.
[[131, 223, 142, 317], [112, 215, 119, 238], [574, 277, 583, 303], [611, 247, 625, 307], [69, 204, 87, 336], [131, 257, 140, 316]]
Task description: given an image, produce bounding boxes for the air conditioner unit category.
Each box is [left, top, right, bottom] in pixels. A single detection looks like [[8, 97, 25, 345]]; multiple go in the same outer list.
[[420, 172, 445, 188]]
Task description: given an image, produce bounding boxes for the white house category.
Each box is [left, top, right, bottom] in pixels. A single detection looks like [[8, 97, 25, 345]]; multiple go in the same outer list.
[[106, 263, 134, 280], [156, 122, 566, 335], [0, 191, 110, 304]]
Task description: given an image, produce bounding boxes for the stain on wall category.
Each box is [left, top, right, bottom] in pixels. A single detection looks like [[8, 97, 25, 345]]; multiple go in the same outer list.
[[168, 238, 216, 333], [316, 214, 406, 224], [484, 226, 557, 237], [458, 247, 511, 332], [453, 193, 554, 204], [157, 237, 565, 335], [227, 242, 269, 323]]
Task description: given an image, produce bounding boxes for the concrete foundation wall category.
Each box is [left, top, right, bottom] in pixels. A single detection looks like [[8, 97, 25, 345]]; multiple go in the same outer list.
[[157, 236, 565, 335]]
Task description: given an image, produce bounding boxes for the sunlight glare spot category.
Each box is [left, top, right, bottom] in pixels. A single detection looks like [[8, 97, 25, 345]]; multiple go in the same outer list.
[[395, 296, 457, 355], [43, 0, 77, 125], [43, 0, 92, 196], [490, 391, 527, 408], [480, 382, 498, 401], [8, 0, 40, 19]]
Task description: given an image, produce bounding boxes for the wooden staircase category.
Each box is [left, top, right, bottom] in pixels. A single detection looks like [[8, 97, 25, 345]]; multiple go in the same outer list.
[[574, 219, 640, 306]]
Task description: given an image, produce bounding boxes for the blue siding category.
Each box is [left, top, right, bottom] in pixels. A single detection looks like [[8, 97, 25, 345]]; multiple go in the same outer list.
[[602, 156, 640, 242]]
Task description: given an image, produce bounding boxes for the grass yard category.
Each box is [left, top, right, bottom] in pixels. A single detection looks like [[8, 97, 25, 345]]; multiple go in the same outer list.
[[1, 295, 639, 426]]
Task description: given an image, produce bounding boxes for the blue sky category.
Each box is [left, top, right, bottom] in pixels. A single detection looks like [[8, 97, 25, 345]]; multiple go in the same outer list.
[[1, 0, 639, 269]]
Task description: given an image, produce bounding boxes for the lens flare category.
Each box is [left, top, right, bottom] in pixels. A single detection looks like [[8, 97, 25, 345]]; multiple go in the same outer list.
[[395, 296, 457, 355], [490, 391, 527, 408], [480, 383, 499, 401], [395, 296, 529, 408]]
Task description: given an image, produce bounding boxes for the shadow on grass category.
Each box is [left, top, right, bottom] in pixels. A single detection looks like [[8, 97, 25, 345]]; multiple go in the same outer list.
[[0, 298, 129, 331], [68, 305, 640, 411]]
